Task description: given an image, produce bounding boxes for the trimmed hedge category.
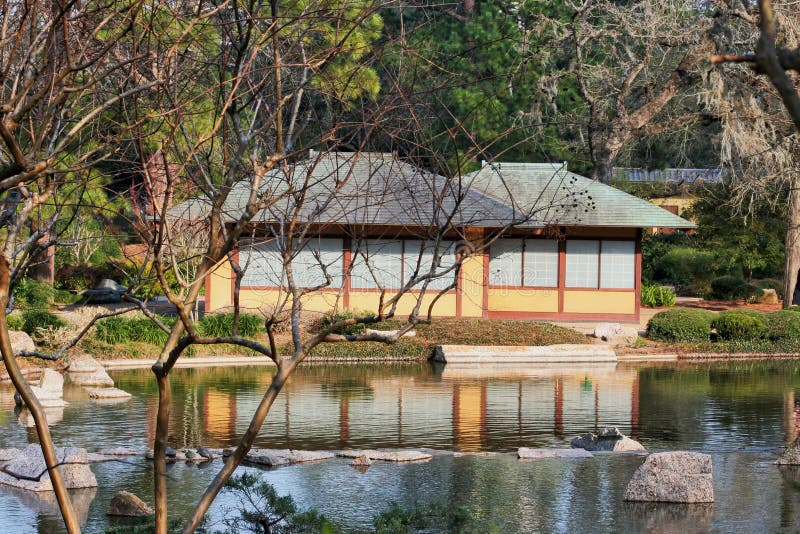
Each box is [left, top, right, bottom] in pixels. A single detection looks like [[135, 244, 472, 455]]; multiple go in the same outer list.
[[647, 308, 714, 342], [712, 310, 768, 341], [767, 310, 800, 340], [641, 284, 676, 307], [708, 276, 763, 302]]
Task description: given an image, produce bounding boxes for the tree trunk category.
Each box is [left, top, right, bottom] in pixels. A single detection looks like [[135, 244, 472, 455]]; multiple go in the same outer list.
[[784, 177, 800, 307]]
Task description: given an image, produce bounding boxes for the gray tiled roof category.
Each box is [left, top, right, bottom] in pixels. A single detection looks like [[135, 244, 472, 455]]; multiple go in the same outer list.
[[169, 155, 695, 230], [202, 152, 527, 229], [464, 162, 696, 228]]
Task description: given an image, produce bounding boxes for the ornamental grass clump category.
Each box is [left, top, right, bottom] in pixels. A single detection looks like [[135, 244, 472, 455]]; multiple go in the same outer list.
[[94, 316, 175, 345], [641, 283, 676, 307], [646, 308, 714, 342], [712, 310, 768, 341], [198, 312, 264, 338]]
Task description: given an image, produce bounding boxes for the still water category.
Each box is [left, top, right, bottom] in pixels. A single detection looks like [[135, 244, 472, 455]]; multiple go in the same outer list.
[[1, 360, 800, 532]]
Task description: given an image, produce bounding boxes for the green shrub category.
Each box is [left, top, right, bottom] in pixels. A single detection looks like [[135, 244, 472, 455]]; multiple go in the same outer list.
[[766, 310, 800, 340], [784, 306, 800, 313], [654, 247, 719, 294], [13, 278, 55, 308], [708, 276, 763, 302], [712, 310, 768, 341], [754, 279, 784, 299], [319, 309, 374, 336], [647, 308, 714, 342], [94, 316, 175, 345], [7, 314, 23, 331], [199, 313, 263, 338], [641, 283, 676, 307], [20, 309, 66, 335]]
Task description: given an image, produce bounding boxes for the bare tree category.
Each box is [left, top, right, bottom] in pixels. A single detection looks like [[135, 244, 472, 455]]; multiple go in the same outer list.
[[710, 0, 800, 304], [0, 2, 160, 532]]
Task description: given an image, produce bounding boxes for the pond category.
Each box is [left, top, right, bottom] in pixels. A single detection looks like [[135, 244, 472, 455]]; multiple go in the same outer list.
[[1, 360, 800, 532]]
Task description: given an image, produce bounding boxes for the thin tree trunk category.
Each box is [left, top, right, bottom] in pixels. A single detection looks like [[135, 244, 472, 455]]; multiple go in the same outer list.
[[0, 259, 80, 533], [182, 362, 295, 533], [784, 178, 800, 307], [153, 372, 172, 534]]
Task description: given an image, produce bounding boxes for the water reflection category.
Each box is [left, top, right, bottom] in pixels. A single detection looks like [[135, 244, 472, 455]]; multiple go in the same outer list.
[[1, 361, 800, 532]]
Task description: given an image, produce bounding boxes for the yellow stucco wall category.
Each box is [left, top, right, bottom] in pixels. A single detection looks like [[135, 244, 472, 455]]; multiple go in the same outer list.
[[563, 291, 635, 314], [347, 291, 457, 317], [207, 260, 233, 311], [460, 255, 484, 317], [487, 288, 558, 313]]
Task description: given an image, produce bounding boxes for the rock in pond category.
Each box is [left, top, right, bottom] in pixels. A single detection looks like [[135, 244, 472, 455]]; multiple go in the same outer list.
[[571, 427, 645, 452], [84, 387, 131, 399], [107, 491, 154, 516], [245, 449, 335, 467], [67, 354, 103, 373], [350, 454, 372, 467], [776, 437, 800, 465], [518, 447, 593, 459], [624, 452, 714, 503], [69, 368, 114, 388], [15, 369, 68, 409], [0, 444, 97, 492], [337, 449, 432, 463]]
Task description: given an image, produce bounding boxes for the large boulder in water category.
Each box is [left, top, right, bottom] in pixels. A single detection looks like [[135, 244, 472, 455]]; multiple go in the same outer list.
[[776, 436, 800, 464], [0, 444, 97, 492], [107, 491, 154, 516], [571, 427, 645, 452], [624, 451, 714, 503]]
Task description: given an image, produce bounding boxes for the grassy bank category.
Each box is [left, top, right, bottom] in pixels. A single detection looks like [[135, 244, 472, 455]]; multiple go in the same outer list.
[[77, 319, 589, 362]]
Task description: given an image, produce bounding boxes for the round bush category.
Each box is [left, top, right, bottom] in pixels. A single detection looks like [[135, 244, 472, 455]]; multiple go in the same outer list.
[[767, 310, 800, 340], [711, 311, 767, 341], [647, 308, 714, 342]]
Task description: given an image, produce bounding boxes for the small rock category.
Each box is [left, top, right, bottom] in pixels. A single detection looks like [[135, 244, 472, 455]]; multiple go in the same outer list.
[[571, 429, 645, 452], [517, 448, 594, 459], [350, 454, 372, 466], [196, 446, 214, 460], [364, 328, 416, 338], [84, 387, 131, 399], [624, 452, 714, 503], [107, 491, 154, 516], [594, 322, 638, 345], [0, 444, 97, 492], [9, 331, 35, 353]]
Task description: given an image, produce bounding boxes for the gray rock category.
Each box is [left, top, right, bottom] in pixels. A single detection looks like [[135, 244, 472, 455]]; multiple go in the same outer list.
[[84, 387, 131, 399], [37, 369, 64, 398], [0, 444, 97, 492], [83, 279, 128, 304], [775, 437, 800, 464], [624, 452, 714, 503], [9, 330, 35, 353], [517, 447, 594, 459], [0, 448, 20, 462], [107, 491, 154, 516], [245, 449, 334, 467], [337, 449, 433, 462], [96, 448, 137, 457], [594, 322, 638, 345], [67, 354, 103, 373], [69, 367, 114, 387], [571, 429, 645, 452], [350, 454, 372, 466]]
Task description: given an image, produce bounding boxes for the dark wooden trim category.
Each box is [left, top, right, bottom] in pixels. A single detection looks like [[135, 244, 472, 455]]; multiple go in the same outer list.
[[558, 239, 566, 313], [482, 251, 489, 319], [342, 237, 352, 309], [487, 285, 560, 290], [562, 287, 635, 293]]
